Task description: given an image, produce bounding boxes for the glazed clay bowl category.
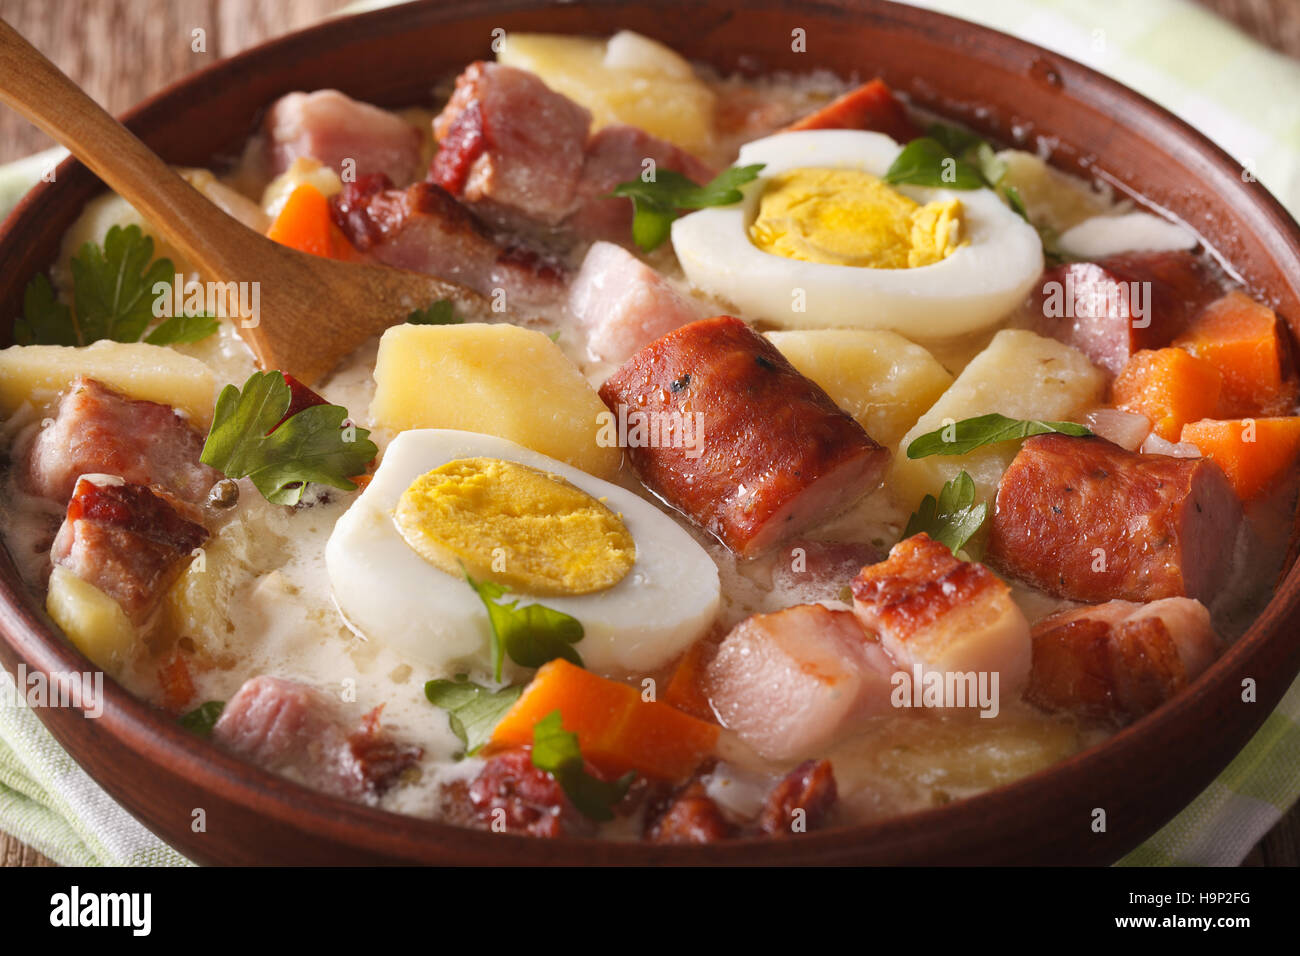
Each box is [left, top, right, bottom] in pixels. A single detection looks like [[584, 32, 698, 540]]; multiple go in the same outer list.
[[2, 0, 1298, 865]]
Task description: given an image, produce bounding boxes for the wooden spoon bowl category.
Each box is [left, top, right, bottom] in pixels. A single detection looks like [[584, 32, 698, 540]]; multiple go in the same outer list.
[[1, 0, 1299, 864]]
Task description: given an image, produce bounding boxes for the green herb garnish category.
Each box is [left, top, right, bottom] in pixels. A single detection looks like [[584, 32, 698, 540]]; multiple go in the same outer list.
[[465, 572, 583, 682], [906, 412, 1092, 459], [200, 370, 377, 505], [406, 299, 460, 325], [178, 700, 225, 736], [903, 471, 987, 555], [611, 163, 765, 252], [884, 137, 985, 190], [13, 225, 218, 347], [144, 312, 221, 345], [531, 710, 635, 822], [424, 676, 522, 756]]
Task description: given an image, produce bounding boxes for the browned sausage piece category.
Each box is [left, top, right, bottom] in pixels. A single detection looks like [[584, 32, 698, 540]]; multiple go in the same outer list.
[[597, 316, 889, 557], [986, 434, 1242, 603], [1029, 251, 1218, 376], [1026, 597, 1220, 722]]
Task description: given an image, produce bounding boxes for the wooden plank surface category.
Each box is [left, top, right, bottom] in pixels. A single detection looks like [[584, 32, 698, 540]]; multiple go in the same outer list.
[[0, 0, 1297, 867]]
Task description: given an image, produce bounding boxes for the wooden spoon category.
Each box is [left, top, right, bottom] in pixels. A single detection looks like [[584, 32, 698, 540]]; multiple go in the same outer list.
[[0, 18, 501, 385]]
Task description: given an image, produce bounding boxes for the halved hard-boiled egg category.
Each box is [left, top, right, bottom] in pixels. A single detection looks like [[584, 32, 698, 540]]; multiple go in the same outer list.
[[671, 130, 1044, 339], [325, 429, 721, 678]]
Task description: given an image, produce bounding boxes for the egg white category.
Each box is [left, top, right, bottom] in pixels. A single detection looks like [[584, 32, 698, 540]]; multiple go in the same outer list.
[[325, 429, 721, 679], [670, 129, 1045, 339]]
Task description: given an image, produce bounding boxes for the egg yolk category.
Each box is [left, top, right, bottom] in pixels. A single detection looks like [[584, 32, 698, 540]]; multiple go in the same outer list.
[[748, 167, 964, 269], [394, 457, 636, 596]]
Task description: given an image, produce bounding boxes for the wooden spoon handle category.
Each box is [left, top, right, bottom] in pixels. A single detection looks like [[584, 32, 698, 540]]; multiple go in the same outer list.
[[0, 17, 259, 283]]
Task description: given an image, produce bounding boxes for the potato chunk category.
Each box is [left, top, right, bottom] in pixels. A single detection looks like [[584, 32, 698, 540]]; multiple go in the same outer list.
[[370, 323, 622, 480], [46, 565, 138, 673], [997, 150, 1111, 236], [497, 31, 715, 157], [0, 340, 218, 424], [891, 329, 1104, 510], [766, 329, 953, 447]]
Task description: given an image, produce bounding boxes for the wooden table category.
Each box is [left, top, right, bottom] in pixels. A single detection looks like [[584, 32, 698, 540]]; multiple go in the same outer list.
[[0, 0, 1297, 866]]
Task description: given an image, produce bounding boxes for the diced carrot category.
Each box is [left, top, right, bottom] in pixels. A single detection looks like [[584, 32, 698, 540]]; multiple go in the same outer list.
[[489, 659, 719, 781], [265, 182, 358, 260], [662, 637, 719, 723], [1111, 347, 1223, 441], [1174, 291, 1297, 417], [1180, 417, 1300, 500], [783, 78, 921, 143], [156, 652, 196, 715]]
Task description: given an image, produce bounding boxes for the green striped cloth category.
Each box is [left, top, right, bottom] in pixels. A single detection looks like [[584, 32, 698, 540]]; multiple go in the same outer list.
[[2, 0, 1298, 866]]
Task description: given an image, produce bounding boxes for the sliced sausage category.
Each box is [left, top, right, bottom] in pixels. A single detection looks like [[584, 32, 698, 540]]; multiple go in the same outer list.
[[756, 759, 838, 837], [598, 315, 889, 556], [986, 434, 1243, 604], [24, 377, 221, 506], [783, 78, 921, 142], [50, 475, 209, 625], [1026, 597, 1220, 722], [851, 533, 1032, 696], [1030, 251, 1219, 376]]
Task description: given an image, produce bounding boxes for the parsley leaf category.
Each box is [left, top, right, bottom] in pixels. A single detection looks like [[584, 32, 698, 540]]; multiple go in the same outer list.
[[611, 163, 765, 252], [200, 370, 378, 505], [144, 313, 221, 345], [425, 677, 522, 756], [906, 413, 1093, 459], [903, 470, 987, 555], [884, 137, 985, 189], [70, 224, 176, 343], [406, 299, 460, 325], [531, 710, 635, 822], [178, 700, 225, 736], [13, 224, 219, 347], [13, 274, 76, 345], [465, 572, 583, 682]]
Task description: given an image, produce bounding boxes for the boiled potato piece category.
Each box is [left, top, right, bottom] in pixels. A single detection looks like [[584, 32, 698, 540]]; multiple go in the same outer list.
[[998, 150, 1112, 236], [766, 329, 953, 448], [0, 340, 218, 424], [370, 323, 622, 480], [164, 490, 291, 658], [891, 329, 1104, 510], [46, 566, 138, 673], [498, 31, 715, 157]]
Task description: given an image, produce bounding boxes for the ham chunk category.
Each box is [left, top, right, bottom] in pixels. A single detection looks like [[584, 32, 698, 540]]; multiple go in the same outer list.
[[704, 604, 899, 760], [1026, 597, 1220, 722], [24, 377, 219, 506], [565, 125, 716, 242], [851, 533, 1032, 696], [50, 476, 208, 625], [431, 62, 591, 227], [212, 676, 422, 801], [566, 241, 705, 363], [1030, 251, 1218, 376], [330, 176, 565, 307], [599, 316, 889, 557], [264, 90, 423, 186], [986, 434, 1243, 604]]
